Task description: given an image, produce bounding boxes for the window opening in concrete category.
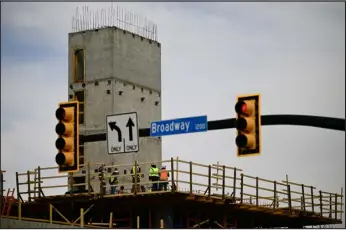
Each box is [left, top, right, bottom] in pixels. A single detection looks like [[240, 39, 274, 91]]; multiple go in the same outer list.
[[74, 90, 85, 124], [74, 49, 85, 82]]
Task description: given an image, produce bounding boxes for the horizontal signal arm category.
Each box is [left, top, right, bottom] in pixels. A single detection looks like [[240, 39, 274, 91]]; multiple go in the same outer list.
[[80, 114, 345, 144]]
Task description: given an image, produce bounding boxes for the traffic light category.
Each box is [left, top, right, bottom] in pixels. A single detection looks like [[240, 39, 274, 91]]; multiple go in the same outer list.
[[235, 94, 261, 157], [55, 101, 79, 173]]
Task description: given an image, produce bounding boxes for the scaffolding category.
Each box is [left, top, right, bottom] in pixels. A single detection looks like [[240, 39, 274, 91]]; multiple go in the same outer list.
[[1, 158, 344, 228]]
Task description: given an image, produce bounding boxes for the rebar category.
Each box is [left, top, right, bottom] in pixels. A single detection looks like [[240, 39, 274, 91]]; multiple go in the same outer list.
[[71, 4, 158, 42]]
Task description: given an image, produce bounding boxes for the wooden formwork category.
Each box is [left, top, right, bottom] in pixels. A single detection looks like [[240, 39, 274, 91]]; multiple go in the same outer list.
[[1, 157, 344, 228]]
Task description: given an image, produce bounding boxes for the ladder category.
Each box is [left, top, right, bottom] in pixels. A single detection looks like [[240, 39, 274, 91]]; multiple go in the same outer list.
[[1, 188, 15, 216]]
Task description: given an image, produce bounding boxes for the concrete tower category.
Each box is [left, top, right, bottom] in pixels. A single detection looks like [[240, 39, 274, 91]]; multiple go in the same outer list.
[[67, 6, 161, 192]]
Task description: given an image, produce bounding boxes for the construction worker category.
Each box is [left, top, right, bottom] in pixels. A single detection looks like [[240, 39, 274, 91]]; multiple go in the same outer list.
[[149, 163, 159, 191], [109, 168, 119, 194], [159, 166, 169, 191], [131, 162, 141, 184], [118, 185, 125, 194], [98, 164, 106, 195]]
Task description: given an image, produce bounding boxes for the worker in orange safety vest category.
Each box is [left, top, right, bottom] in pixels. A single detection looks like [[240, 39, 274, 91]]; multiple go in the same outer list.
[[159, 166, 169, 191]]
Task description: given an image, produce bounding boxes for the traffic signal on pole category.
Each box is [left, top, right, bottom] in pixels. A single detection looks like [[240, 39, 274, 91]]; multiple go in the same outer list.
[[55, 101, 80, 173], [235, 94, 261, 157]]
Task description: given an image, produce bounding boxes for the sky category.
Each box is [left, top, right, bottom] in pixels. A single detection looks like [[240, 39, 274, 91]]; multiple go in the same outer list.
[[1, 2, 345, 227]]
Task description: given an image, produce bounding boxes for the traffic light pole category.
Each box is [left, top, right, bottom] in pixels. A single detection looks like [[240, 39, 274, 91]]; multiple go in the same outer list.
[[80, 114, 345, 144]]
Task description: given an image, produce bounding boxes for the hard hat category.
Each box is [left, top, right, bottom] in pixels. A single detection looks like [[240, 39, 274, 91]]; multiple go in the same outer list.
[[161, 165, 166, 169]]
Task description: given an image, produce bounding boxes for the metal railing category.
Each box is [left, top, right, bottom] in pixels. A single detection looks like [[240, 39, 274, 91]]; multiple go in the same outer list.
[[13, 157, 344, 221]]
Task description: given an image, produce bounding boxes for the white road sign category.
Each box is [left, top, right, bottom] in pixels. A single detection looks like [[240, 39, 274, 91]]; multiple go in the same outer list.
[[106, 112, 139, 154]]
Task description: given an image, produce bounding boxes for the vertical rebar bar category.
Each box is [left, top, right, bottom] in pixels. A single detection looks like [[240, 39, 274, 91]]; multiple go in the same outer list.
[[71, 4, 158, 41]]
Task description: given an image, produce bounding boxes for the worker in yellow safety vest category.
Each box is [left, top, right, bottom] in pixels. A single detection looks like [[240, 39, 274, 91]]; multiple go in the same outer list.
[[159, 166, 169, 191], [131, 162, 141, 184], [98, 164, 106, 195], [109, 168, 119, 194], [149, 163, 160, 191]]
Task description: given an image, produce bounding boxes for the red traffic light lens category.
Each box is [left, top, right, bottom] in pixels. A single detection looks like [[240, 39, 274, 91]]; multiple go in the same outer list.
[[241, 104, 247, 113], [235, 101, 247, 114]]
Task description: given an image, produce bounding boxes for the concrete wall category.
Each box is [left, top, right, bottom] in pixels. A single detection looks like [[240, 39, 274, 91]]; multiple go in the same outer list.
[[68, 27, 161, 91], [67, 27, 162, 192], [0, 218, 84, 229]]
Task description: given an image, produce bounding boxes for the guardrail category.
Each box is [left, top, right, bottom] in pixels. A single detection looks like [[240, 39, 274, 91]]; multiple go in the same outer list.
[[1, 170, 5, 195], [1, 170, 6, 212], [14, 158, 344, 221]]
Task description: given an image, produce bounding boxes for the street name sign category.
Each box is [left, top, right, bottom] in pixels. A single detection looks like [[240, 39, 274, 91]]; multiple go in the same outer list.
[[150, 115, 208, 137], [106, 112, 139, 154]]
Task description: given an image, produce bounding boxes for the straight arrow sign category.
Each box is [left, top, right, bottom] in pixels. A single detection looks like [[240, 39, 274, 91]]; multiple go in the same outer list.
[[126, 118, 135, 141]]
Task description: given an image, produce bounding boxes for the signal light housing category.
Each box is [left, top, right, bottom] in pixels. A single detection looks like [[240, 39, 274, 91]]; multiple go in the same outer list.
[[235, 94, 261, 157], [55, 101, 79, 173]]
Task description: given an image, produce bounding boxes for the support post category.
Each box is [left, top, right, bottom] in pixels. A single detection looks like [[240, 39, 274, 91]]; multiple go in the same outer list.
[[319, 190, 323, 216], [335, 193, 338, 220], [233, 167, 237, 199], [311, 186, 315, 213], [27, 171, 31, 202], [80, 208, 84, 227], [70, 173, 74, 197], [0, 172, 3, 214], [109, 212, 113, 228], [134, 160, 138, 196], [176, 157, 179, 189], [208, 165, 211, 198], [33, 169, 37, 199], [18, 200, 21, 220], [100, 169, 104, 198], [273, 181, 277, 211], [341, 187, 344, 221], [301, 184, 306, 211], [137, 216, 140, 228], [287, 185, 292, 213], [73, 204, 95, 224], [222, 165, 225, 200], [49, 204, 53, 224], [171, 157, 175, 192], [16, 173, 23, 202], [216, 161, 220, 191], [255, 177, 259, 206], [189, 161, 193, 195], [87, 162, 91, 195], [240, 173, 244, 204], [37, 166, 42, 198], [329, 194, 332, 218]]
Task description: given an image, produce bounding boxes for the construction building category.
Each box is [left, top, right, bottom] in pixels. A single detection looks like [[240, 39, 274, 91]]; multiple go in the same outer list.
[[0, 5, 344, 229], [67, 5, 161, 194]]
